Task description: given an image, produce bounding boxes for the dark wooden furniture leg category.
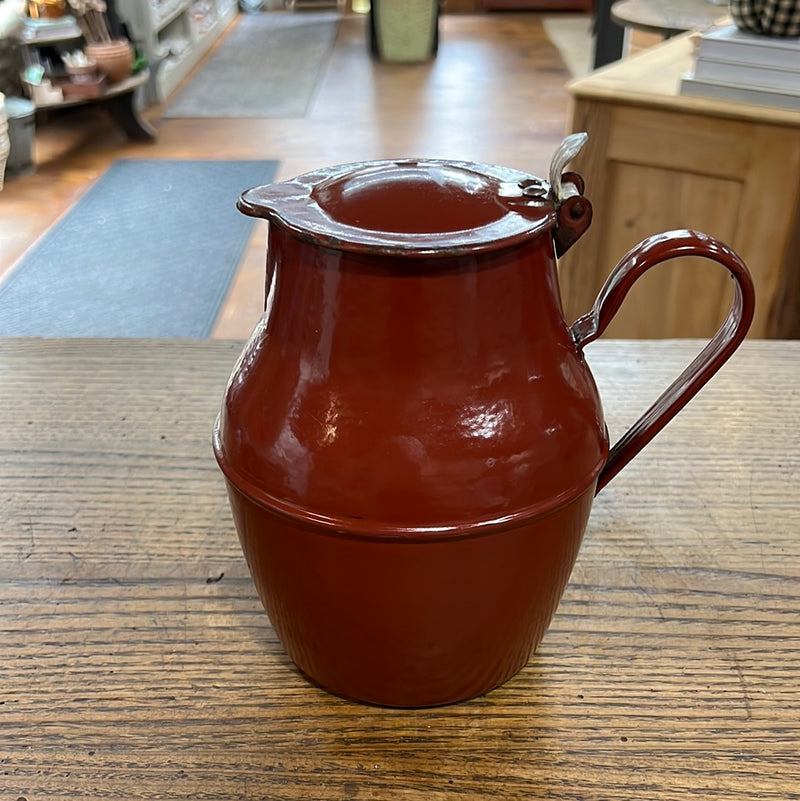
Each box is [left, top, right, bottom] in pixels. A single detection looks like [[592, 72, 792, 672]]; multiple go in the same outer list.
[[103, 90, 157, 142], [593, 0, 625, 68]]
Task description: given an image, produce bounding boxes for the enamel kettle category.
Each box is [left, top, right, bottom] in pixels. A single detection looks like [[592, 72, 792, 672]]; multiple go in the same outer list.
[[213, 135, 755, 707]]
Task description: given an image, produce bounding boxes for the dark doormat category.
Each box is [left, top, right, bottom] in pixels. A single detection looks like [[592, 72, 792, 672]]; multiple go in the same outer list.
[[163, 11, 340, 119], [0, 159, 278, 338]]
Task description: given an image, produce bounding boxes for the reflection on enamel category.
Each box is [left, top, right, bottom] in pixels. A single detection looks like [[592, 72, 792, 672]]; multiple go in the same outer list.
[[320, 396, 341, 446], [275, 414, 311, 497], [460, 401, 511, 439]]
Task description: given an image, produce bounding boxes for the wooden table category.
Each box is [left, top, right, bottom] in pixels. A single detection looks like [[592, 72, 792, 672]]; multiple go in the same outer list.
[[2, 338, 799, 800], [561, 35, 800, 340]]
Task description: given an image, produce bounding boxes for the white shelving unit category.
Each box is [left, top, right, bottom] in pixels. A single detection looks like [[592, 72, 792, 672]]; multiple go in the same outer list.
[[117, 0, 237, 103]]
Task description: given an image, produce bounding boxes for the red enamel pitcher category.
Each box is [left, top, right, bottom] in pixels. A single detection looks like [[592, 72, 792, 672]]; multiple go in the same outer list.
[[213, 135, 755, 707]]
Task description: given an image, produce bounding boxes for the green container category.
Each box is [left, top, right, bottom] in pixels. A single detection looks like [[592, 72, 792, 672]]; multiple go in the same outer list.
[[373, 0, 439, 63]]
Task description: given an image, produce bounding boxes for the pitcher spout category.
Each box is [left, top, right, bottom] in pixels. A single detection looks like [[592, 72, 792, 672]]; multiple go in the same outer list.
[[237, 179, 308, 222]]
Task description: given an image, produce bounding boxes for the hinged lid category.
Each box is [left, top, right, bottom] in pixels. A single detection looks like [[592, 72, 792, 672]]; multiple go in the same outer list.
[[237, 158, 559, 258]]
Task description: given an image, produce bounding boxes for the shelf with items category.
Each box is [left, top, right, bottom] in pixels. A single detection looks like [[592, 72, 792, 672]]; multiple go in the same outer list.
[[154, 2, 232, 98], [18, 17, 90, 104], [31, 67, 147, 107], [17, 0, 145, 101], [19, 35, 138, 104], [187, 0, 216, 37], [19, 43, 154, 139], [155, 10, 192, 60], [116, 0, 236, 103], [10, 0, 155, 144], [154, 0, 192, 29]]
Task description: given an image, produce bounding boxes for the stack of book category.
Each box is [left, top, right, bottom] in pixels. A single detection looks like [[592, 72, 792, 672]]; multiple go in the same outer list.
[[681, 24, 800, 111]]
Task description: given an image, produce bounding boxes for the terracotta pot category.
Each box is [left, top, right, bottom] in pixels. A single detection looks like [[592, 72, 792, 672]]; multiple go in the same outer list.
[[213, 136, 755, 707], [85, 40, 134, 83]]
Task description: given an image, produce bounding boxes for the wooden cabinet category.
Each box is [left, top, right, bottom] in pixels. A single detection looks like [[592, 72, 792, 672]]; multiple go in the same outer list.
[[559, 35, 800, 339], [116, 0, 237, 103]]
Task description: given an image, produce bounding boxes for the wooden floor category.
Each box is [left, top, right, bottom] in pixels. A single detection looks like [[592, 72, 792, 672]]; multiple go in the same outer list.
[[0, 11, 577, 339]]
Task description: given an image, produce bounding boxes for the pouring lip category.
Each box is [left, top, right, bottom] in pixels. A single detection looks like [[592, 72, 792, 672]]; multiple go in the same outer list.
[[237, 158, 557, 258]]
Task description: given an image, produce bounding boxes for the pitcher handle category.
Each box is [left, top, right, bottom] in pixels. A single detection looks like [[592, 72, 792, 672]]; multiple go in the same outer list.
[[569, 229, 756, 494]]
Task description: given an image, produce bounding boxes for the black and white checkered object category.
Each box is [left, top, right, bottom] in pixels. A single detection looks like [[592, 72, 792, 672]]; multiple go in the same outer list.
[[730, 0, 800, 36]]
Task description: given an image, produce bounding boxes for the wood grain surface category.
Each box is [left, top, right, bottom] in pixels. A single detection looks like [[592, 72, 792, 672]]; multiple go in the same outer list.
[[1, 338, 799, 800]]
